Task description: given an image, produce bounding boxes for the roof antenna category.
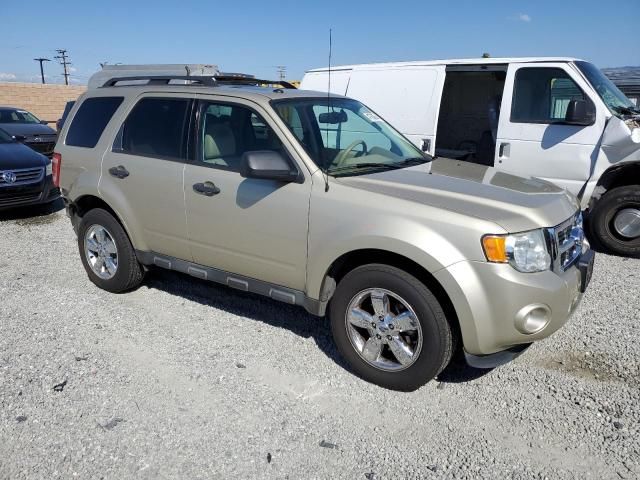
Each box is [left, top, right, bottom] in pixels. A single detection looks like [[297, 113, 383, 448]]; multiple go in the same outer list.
[[323, 28, 333, 193]]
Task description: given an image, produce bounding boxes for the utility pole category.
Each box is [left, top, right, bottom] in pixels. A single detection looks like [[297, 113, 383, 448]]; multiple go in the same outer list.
[[54, 49, 71, 85], [33, 57, 50, 84], [276, 65, 286, 81]]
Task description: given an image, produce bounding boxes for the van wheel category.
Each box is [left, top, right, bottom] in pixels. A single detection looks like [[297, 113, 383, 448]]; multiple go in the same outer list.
[[77, 208, 144, 292], [589, 186, 640, 257], [329, 264, 454, 391]]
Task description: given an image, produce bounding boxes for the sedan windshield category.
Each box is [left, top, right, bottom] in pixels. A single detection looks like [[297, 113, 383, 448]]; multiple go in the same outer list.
[[0, 108, 41, 124], [576, 61, 638, 115], [272, 97, 428, 176]]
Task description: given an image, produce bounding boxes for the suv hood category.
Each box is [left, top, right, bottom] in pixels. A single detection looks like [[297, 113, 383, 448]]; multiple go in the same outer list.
[[0, 123, 57, 137], [337, 158, 578, 233]]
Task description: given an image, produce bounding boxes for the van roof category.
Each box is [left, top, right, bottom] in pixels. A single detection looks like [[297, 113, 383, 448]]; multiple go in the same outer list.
[[306, 57, 583, 72]]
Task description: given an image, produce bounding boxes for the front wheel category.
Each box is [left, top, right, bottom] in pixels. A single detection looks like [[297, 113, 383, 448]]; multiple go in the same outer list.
[[589, 185, 640, 257], [329, 264, 454, 391]]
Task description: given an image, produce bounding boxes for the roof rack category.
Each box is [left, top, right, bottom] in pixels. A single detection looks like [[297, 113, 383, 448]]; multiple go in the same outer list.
[[101, 75, 297, 89]]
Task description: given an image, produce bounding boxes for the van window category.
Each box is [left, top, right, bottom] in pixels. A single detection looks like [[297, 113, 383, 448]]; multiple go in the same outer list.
[[511, 68, 585, 123], [66, 97, 123, 148], [117, 98, 190, 159]]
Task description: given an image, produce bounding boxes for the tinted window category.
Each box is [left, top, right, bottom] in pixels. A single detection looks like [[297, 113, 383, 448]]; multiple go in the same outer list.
[[511, 68, 585, 123], [117, 98, 190, 159], [199, 102, 285, 172], [66, 97, 123, 148], [0, 109, 40, 124]]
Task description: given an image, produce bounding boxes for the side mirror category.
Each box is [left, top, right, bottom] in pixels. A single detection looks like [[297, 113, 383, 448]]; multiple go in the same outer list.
[[240, 150, 299, 182], [564, 99, 595, 126], [13, 134, 26, 142]]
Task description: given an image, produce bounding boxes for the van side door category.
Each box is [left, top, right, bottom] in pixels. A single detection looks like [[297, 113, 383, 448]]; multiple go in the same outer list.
[[496, 62, 606, 195]]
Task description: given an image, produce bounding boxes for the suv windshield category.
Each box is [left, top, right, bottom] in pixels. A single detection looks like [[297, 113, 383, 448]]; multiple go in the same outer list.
[[0, 128, 14, 143], [576, 61, 638, 115], [0, 108, 41, 124], [272, 97, 428, 176]]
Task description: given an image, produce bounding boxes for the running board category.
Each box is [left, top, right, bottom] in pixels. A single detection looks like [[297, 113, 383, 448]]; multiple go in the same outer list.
[[135, 250, 325, 316]]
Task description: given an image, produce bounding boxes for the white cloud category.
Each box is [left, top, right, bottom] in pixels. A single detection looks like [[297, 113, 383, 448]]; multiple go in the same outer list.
[[518, 13, 532, 22], [0, 73, 17, 81]]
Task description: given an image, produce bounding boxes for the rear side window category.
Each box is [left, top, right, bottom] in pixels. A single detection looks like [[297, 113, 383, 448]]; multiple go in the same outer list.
[[116, 97, 190, 160], [66, 97, 123, 148], [511, 68, 586, 123]]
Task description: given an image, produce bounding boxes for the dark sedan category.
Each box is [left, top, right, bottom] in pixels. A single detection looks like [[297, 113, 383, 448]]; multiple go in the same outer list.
[[0, 128, 60, 210], [0, 106, 57, 157]]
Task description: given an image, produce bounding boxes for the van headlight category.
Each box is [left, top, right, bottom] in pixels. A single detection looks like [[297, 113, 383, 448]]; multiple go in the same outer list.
[[45, 162, 52, 176], [482, 229, 551, 273]]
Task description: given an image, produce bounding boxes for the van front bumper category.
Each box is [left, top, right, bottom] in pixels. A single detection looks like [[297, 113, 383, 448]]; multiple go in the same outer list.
[[434, 250, 594, 359]]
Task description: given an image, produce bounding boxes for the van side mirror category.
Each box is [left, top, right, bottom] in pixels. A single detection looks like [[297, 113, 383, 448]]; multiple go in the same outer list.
[[240, 150, 299, 182], [564, 99, 595, 126]]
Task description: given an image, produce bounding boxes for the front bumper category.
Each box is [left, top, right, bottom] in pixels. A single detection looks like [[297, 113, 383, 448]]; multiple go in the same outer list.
[[0, 174, 60, 210], [434, 249, 594, 358]]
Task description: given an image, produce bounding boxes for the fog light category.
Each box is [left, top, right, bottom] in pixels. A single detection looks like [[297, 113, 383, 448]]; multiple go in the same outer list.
[[515, 304, 551, 334]]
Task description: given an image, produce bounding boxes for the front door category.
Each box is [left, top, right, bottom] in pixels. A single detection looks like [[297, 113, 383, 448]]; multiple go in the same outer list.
[[496, 62, 606, 196], [183, 97, 310, 290], [100, 93, 193, 260]]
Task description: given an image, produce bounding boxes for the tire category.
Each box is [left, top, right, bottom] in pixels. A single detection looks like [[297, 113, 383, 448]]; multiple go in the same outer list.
[[77, 208, 144, 292], [329, 264, 454, 391], [589, 185, 640, 257]]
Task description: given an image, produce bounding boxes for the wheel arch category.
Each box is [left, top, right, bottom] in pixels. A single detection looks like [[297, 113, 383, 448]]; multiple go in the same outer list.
[[592, 162, 640, 204]]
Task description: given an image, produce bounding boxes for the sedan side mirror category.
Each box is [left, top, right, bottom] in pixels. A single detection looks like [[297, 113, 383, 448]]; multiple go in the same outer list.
[[564, 99, 596, 126], [240, 150, 300, 183], [40, 120, 50, 125]]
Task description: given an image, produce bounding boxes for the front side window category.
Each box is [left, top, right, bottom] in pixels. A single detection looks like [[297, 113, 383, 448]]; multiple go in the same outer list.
[[511, 68, 586, 123], [118, 98, 190, 159], [273, 98, 426, 176], [199, 102, 286, 172], [66, 97, 123, 148], [0, 108, 40, 124]]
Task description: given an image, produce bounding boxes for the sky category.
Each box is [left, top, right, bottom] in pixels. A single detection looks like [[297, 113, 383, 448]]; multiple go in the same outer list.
[[1, 0, 638, 85]]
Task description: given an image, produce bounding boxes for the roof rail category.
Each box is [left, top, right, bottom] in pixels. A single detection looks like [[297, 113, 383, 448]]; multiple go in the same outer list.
[[102, 75, 216, 87], [101, 75, 297, 89]]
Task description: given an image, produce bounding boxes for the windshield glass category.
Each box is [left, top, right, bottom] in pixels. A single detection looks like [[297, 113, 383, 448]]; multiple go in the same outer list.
[[0, 108, 41, 124], [576, 61, 637, 114], [0, 128, 14, 143], [272, 97, 428, 176]]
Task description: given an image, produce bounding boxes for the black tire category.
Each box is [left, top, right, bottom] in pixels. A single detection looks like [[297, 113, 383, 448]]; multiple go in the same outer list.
[[77, 208, 144, 292], [588, 185, 640, 257], [329, 264, 454, 391]]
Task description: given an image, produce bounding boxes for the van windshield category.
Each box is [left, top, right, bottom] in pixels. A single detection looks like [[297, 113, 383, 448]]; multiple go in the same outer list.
[[576, 61, 638, 116], [272, 97, 428, 176]]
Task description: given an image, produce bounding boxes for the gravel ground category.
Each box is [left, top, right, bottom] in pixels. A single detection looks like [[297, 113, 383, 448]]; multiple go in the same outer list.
[[1, 203, 639, 480]]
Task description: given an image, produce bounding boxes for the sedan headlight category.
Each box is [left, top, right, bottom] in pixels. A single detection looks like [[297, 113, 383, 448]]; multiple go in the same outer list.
[[45, 162, 52, 176], [482, 229, 551, 273]]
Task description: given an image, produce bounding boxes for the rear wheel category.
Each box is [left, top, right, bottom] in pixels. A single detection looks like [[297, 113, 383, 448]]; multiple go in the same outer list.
[[329, 264, 454, 391], [77, 208, 144, 292], [589, 186, 640, 257]]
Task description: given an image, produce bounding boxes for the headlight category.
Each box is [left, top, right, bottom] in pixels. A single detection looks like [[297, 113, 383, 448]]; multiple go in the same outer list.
[[45, 162, 52, 176], [482, 229, 551, 273]]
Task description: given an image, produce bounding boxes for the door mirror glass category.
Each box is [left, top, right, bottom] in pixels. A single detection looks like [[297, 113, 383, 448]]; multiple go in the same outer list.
[[240, 150, 299, 182], [564, 99, 596, 126]]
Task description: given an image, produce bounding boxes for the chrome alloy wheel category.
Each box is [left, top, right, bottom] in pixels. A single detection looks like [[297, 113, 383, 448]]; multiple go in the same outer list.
[[84, 225, 118, 280], [344, 288, 423, 372], [613, 208, 640, 239]]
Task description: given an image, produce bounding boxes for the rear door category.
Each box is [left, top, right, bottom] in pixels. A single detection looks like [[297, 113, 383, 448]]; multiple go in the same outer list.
[[346, 65, 445, 155], [496, 62, 605, 195], [100, 93, 193, 260]]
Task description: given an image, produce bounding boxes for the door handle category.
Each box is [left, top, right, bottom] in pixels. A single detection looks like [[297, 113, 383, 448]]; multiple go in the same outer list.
[[109, 165, 129, 179], [498, 142, 510, 159], [193, 181, 220, 197]]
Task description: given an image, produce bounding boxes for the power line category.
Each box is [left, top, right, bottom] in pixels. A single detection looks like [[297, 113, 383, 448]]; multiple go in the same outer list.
[[275, 65, 286, 81], [54, 49, 71, 85], [33, 57, 50, 84]]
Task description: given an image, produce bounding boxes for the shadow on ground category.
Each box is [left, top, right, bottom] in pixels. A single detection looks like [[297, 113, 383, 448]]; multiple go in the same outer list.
[[0, 198, 64, 223]]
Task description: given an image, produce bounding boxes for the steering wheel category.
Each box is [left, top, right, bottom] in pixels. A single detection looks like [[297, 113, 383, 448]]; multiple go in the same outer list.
[[333, 140, 368, 168]]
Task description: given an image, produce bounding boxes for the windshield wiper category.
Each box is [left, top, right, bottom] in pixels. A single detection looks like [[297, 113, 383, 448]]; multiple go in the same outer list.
[[329, 163, 402, 175], [612, 105, 640, 116]]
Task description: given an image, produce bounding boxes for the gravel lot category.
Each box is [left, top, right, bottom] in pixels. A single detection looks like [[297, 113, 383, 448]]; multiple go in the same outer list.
[[1, 203, 639, 480]]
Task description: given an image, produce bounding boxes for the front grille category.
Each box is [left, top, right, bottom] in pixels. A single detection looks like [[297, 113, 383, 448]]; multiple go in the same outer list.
[[0, 192, 42, 206], [548, 213, 584, 272], [26, 141, 55, 155], [0, 167, 44, 186]]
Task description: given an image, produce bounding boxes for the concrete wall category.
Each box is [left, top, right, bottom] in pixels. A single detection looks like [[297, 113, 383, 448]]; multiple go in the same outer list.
[[0, 82, 86, 124]]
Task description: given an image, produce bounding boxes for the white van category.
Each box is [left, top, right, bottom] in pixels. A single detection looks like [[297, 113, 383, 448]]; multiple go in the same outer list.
[[302, 58, 640, 256]]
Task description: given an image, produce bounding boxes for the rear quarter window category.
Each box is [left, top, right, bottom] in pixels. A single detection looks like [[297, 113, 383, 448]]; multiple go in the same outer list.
[[66, 97, 123, 148]]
